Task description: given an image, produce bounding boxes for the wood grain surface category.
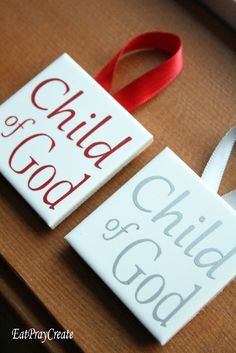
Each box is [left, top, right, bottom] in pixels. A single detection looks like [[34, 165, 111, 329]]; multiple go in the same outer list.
[[0, 0, 235, 352]]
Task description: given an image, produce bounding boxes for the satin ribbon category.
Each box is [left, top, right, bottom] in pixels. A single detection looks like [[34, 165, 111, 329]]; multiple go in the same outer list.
[[95, 32, 183, 112], [202, 125, 236, 210]]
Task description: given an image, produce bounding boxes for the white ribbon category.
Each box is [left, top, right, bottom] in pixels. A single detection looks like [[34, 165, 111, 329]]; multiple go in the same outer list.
[[201, 125, 236, 210]]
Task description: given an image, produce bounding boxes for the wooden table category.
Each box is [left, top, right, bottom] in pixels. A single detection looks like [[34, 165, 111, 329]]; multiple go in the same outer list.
[[0, 1, 235, 352]]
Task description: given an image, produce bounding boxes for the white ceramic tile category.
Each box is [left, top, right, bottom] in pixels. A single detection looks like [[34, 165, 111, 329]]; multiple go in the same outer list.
[[65, 147, 236, 345], [0, 54, 153, 228]]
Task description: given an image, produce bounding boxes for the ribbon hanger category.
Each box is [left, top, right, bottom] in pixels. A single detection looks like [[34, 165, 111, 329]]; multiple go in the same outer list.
[[95, 32, 183, 112], [202, 125, 236, 210], [96, 33, 235, 208]]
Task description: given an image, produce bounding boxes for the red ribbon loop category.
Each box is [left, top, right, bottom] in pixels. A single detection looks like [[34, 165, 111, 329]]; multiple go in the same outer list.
[[95, 32, 183, 112]]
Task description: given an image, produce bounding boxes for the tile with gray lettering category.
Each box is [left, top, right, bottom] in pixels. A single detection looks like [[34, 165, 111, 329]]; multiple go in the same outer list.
[[65, 147, 236, 345]]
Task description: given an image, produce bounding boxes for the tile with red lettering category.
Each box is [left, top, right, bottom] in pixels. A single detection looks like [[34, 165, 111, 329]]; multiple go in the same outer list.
[[0, 54, 153, 228], [65, 148, 236, 345]]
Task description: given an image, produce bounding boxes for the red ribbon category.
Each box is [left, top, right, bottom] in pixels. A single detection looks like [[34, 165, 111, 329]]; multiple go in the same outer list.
[[95, 32, 183, 112]]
